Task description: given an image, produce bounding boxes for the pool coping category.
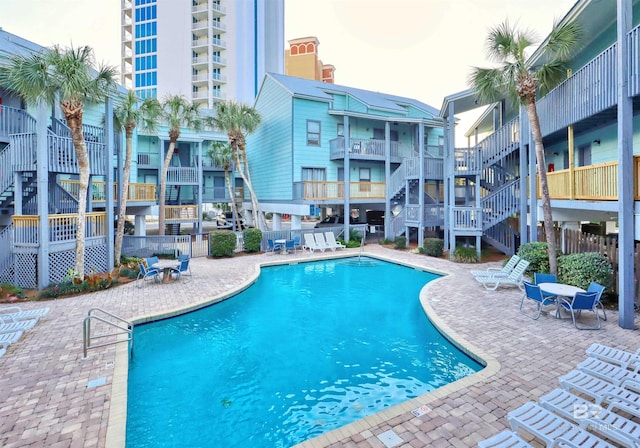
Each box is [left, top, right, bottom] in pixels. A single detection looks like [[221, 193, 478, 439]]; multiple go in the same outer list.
[[106, 252, 500, 447]]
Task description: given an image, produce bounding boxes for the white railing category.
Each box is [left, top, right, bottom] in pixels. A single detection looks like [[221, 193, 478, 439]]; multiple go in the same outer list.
[[452, 207, 482, 231], [454, 147, 482, 174], [0, 105, 36, 139], [480, 179, 520, 228], [167, 167, 198, 183]]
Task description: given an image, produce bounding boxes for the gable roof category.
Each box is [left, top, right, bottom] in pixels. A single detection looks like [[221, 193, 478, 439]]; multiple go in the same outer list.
[[267, 72, 440, 118]]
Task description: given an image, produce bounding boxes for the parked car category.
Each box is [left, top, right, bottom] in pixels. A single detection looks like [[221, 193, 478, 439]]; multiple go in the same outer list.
[[314, 215, 355, 228], [217, 211, 250, 230]]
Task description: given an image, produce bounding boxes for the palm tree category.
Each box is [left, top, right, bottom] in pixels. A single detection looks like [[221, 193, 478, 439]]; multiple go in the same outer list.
[[209, 101, 267, 230], [154, 95, 203, 236], [0, 45, 116, 279], [206, 141, 241, 231], [469, 20, 581, 275], [113, 90, 162, 265]]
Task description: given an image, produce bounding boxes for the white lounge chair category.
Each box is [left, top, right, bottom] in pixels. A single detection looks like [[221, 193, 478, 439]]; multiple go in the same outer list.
[[324, 232, 345, 250], [471, 255, 520, 278], [559, 370, 640, 415], [0, 305, 49, 322], [477, 430, 533, 448], [0, 317, 37, 334], [314, 233, 333, 251], [303, 233, 324, 253], [508, 401, 616, 448], [586, 343, 640, 371], [0, 329, 24, 347], [540, 388, 640, 448], [476, 259, 530, 291], [578, 357, 640, 388]]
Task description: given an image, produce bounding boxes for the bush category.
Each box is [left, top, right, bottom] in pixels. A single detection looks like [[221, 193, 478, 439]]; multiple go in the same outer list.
[[342, 238, 361, 248], [394, 236, 406, 250], [209, 231, 237, 257], [0, 282, 25, 300], [422, 238, 444, 257], [517, 242, 562, 274], [557, 252, 613, 291], [349, 229, 362, 243], [381, 238, 394, 245], [243, 227, 262, 253], [453, 246, 479, 263]]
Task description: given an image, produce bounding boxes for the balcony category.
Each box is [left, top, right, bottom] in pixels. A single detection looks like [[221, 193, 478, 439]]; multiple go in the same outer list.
[[192, 38, 209, 49], [192, 56, 208, 68], [59, 180, 157, 204], [534, 157, 640, 201], [292, 181, 385, 201], [211, 55, 227, 67], [211, 37, 226, 49], [13, 212, 107, 245], [165, 205, 199, 223], [211, 20, 227, 31], [329, 137, 415, 162]]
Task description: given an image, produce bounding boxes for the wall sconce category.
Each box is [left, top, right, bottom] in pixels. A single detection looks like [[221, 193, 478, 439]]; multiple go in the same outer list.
[[593, 139, 601, 145]]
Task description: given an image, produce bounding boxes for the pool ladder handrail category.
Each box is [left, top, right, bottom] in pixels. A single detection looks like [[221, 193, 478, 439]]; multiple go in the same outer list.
[[83, 307, 133, 358]]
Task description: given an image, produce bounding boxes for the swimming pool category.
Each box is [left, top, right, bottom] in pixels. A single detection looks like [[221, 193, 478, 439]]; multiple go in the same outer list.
[[126, 257, 482, 447]]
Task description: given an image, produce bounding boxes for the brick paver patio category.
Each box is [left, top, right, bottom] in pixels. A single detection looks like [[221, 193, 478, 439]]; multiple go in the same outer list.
[[0, 245, 638, 448]]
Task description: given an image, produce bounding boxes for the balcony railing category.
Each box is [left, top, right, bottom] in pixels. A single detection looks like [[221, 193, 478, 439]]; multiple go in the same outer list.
[[293, 181, 385, 201], [535, 156, 640, 201], [59, 180, 156, 203], [0, 105, 36, 140], [329, 137, 415, 161], [165, 205, 199, 222], [167, 167, 198, 183], [13, 212, 107, 245]]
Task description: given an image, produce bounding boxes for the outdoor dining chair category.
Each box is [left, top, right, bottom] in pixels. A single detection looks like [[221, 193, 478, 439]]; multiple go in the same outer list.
[[587, 282, 607, 321], [136, 261, 160, 288], [559, 291, 601, 330], [534, 272, 557, 300], [170, 254, 192, 282], [519, 281, 557, 320]]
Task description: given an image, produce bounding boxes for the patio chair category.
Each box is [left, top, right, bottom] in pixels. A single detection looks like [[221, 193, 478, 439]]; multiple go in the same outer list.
[[476, 259, 530, 291], [314, 233, 333, 251], [284, 239, 295, 254], [540, 388, 640, 448], [508, 401, 616, 448], [559, 369, 640, 414], [519, 282, 557, 320], [137, 261, 160, 288], [293, 235, 302, 252], [470, 254, 520, 278], [586, 282, 607, 321], [146, 256, 159, 268], [534, 272, 557, 301], [577, 357, 640, 388], [171, 254, 192, 282], [324, 232, 345, 250], [267, 239, 283, 254], [477, 430, 533, 448], [585, 343, 640, 371], [0, 305, 49, 322], [303, 233, 324, 253], [559, 291, 601, 330]]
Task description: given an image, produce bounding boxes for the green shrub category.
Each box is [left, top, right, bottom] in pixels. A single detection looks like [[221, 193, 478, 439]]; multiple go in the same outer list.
[[349, 229, 362, 243], [394, 236, 406, 250], [453, 246, 479, 263], [557, 252, 613, 290], [517, 242, 561, 274], [423, 238, 444, 257], [209, 230, 237, 257], [243, 227, 262, 253], [381, 238, 394, 245], [0, 282, 25, 299], [342, 238, 361, 248]]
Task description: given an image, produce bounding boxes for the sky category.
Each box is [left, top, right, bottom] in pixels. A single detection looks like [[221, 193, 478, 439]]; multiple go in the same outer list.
[[0, 0, 577, 130]]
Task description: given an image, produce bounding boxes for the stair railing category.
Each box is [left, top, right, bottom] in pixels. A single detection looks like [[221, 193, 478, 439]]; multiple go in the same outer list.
[[83, 308, 133, 358]]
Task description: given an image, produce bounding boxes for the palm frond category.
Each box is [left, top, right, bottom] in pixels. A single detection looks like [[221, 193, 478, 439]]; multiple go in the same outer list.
[[545, 20, 582, 61]]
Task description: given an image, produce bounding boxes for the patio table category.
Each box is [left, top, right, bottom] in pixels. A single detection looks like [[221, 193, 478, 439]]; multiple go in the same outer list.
[[274, 239, 287, 254], [538, 282, 585, 318], [152, 260, 180, 283]]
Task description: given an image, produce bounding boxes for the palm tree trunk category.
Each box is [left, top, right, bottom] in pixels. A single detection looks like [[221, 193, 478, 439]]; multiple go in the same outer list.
[[238, 145, 268, 230], [69, 122, 89, 279], [158, 140, 176, 236], [526, 100, 558, 274], [114, 128, 133, 265], [223, 168, 240, 231]]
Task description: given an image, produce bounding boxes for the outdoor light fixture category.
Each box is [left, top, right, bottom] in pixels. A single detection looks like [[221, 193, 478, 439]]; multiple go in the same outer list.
[[593, 139, 601, 145]]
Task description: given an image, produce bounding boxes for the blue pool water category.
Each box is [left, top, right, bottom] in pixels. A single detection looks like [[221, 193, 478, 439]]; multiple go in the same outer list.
[[126, 257, 482, 447]]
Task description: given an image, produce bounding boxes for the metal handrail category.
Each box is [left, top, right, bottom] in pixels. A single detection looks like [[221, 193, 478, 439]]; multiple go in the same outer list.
[[83, 308, 133, 358]]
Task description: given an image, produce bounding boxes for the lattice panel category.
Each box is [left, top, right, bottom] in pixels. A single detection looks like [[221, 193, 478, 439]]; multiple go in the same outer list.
[[85, 244, 107, 274], [49, 250, 76, 284], [0, 257, 15, 285], [14, 253, 37, 289]]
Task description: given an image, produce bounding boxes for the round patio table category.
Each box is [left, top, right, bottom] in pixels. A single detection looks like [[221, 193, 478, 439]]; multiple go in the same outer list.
[[538, 282, 585, 318], [152, 260, 180, 283]]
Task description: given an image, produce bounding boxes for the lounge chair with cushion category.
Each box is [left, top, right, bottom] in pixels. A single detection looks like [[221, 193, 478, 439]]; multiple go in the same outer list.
[[519, 282, 557, 320], [324, 232, 345, 250], [559, 369, 640, 415], [508, 401, 616, 448], [137, 261, 160, 288], [477, 430, 533, 448], [586, 343, 640, 371], [476, 259, 530, 291], [0, 305, 49, 322], [559, 291, 602, 330], [303, 233, 324, 253], [471, 254, 520, 278], [539, 388, 640, 448]]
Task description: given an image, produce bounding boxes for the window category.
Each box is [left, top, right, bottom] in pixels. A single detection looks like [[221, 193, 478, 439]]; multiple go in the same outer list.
[[359, 167, 371, 193], [373, 128, 399, 141], [302, 167, 326, 199], [578, 144, 592, 167], [307, 120, 321, 146], [337, 123, 344, 137]]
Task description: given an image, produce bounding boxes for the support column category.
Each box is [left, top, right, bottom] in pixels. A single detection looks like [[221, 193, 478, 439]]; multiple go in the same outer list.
[[291, 214, 302, 230], [418, 122, 425, 247], [105, 99, 115, 269], [518, 107, 528, 246], [197, 140, 203, 233], [384, 121, 391, 240], [343, 116, 350, 242], [135, 215, 147, 236], [528, 124, 538, 243], [446, 102, 456, 258], [617, 0, 634, 329], [272, 213, 282, 230], [36, 102, 50, 289]]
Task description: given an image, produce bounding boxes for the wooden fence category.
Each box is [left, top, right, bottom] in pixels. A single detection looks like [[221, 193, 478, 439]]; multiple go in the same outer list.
[[538, 227, 639, 303]]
